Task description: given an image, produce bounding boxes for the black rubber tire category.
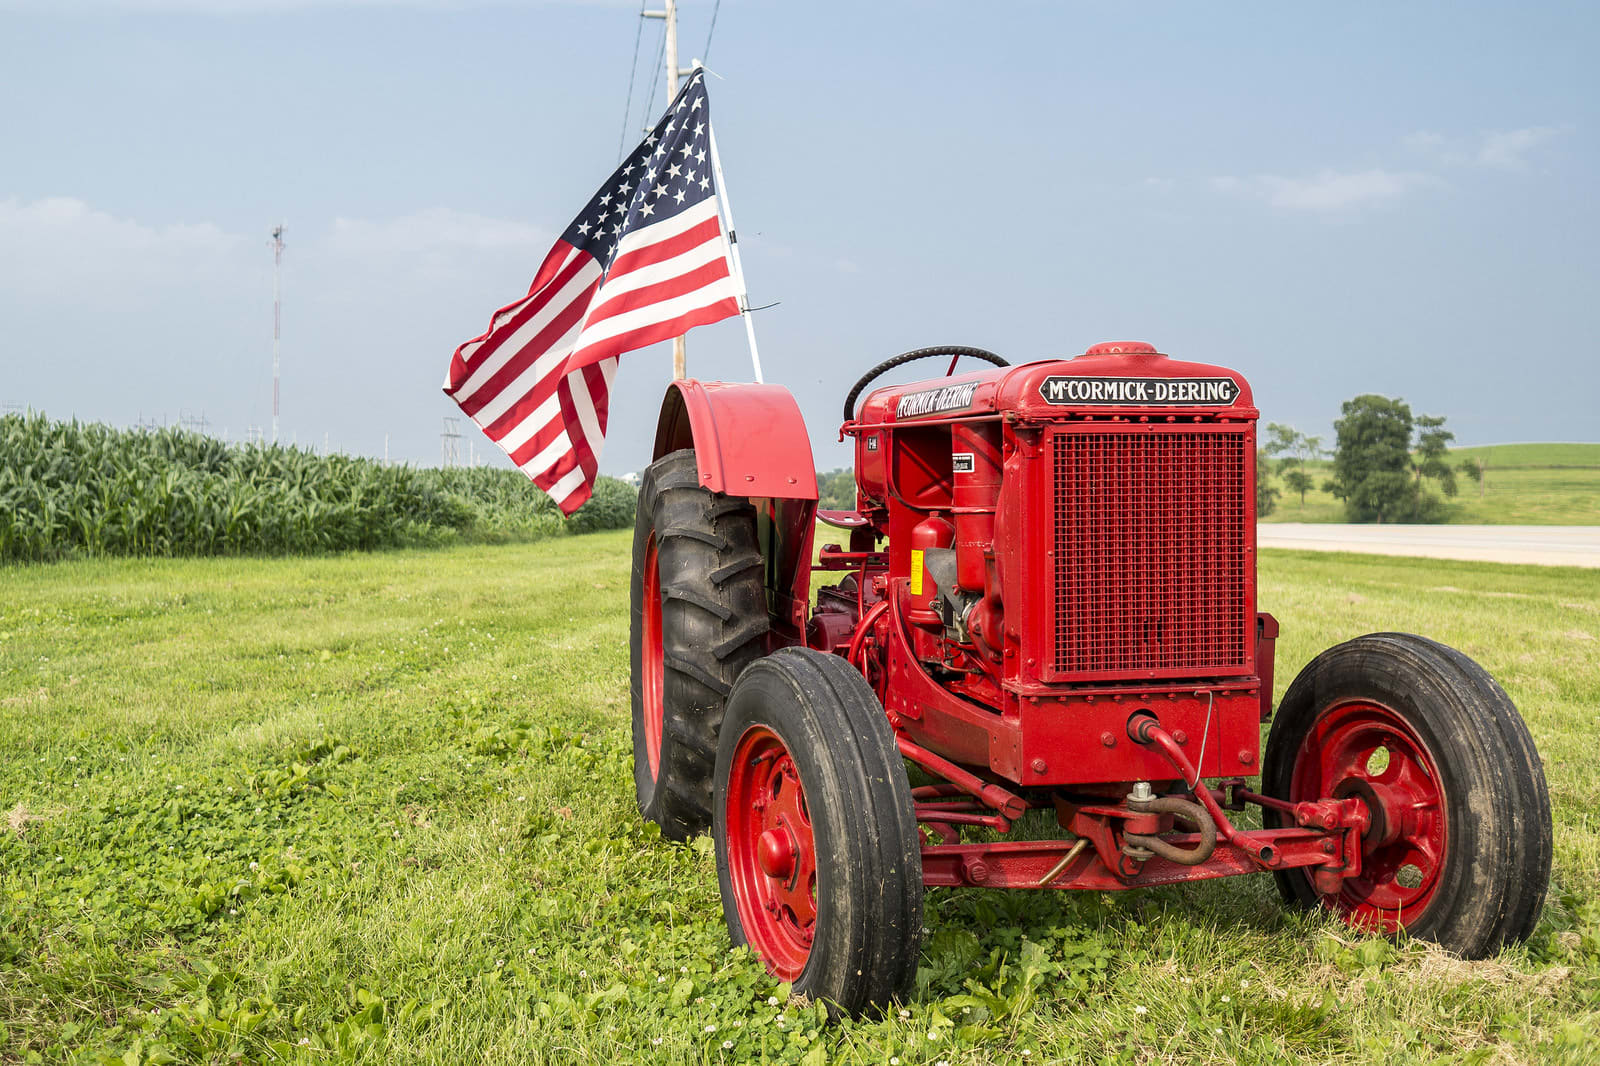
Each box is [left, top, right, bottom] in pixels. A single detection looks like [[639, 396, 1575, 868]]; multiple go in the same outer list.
[[1263, 632, 1552, 958], [630, 449, 768, 840], [713, 648, 924, 1017]]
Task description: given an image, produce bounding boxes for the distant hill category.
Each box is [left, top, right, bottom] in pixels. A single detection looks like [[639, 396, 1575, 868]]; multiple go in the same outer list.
[[1450, 443, 1600, 468]]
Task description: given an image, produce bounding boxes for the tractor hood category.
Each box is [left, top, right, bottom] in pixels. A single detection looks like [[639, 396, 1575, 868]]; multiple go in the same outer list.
[[855, 342, 1257, 427]]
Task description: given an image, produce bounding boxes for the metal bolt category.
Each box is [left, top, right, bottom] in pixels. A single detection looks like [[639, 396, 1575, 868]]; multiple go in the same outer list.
[[1030, 758, 1048, 775], [1172, 730, 1189, 745], [1238, 749, 1256, 766], [1130, 781, 1154, 802], [1100, 732, 1116, 748]]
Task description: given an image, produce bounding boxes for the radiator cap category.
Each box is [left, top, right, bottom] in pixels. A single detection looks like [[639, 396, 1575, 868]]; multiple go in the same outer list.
[[1081, 341, 1161, 357]]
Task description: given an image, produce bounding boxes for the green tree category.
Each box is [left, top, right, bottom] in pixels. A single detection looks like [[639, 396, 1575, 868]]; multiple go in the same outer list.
[[1413, 415, 1458, 502], [816, 468, 857, 510], [1263, 422, 1325, 508], [1256, 451, 1279, 517], [1283, 467, 1314, 506], [1326, 395, 1457, 523]]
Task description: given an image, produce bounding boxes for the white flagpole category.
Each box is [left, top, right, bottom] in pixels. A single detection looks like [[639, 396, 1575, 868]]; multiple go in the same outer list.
[[707, 121, 764, 384]]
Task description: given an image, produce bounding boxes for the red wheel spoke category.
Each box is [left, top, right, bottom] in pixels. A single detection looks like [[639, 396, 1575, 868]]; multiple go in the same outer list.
[[1291, 699, 1450, 933], [723, 726, 821, 982]]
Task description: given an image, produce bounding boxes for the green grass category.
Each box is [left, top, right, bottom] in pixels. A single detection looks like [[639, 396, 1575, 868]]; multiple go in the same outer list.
[[3, 541, 1598, 1064], [1262, 443, 1600, 525], [1451, 443, 1600, 468]]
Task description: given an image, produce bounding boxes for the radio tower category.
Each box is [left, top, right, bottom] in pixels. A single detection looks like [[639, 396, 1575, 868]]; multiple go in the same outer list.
[[270, 223, 286, 444]]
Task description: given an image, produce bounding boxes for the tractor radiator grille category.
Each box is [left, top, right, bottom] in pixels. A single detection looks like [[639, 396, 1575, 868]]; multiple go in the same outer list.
[[1050, 428, 1251, 680]]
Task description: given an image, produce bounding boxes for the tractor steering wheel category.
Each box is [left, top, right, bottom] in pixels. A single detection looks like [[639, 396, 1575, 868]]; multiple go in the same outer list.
[[842, 346, 1010, 422]]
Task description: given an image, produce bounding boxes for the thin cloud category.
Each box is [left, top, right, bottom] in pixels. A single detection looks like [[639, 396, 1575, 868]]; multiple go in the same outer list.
[[0, 196, 246, 307], [1210, 169, 1437, 212], [1404, 126, 1567, 171], [328, 208, 548, 256]]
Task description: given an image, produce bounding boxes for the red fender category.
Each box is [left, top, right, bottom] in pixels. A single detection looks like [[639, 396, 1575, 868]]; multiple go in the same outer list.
[[653, 380, 819, 647], [652, 380, 819, 498]]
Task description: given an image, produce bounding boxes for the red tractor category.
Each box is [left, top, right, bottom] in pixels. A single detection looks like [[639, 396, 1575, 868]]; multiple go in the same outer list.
[[628, 342, 1552, 1015]]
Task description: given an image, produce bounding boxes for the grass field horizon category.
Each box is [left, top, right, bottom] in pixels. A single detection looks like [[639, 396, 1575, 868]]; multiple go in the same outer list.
[[2, 537, 1597, 1063], [1260, 441, 1600, 526]]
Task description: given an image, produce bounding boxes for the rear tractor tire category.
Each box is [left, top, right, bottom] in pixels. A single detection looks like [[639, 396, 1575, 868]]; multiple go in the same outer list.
[[1264, 633, 1552, 958], [713, 648, 924, 1017], [630, 449, 769, 840]]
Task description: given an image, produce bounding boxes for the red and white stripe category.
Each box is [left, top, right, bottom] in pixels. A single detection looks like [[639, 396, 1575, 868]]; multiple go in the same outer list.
[[444, 197, 740, 514]]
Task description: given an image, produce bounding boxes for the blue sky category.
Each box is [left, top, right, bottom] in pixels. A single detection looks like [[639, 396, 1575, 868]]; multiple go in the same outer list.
[[2, 1, 1596, 473]]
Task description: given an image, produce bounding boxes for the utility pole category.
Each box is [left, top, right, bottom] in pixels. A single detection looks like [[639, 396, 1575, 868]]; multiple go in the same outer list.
[[643, 0, 695, 380], [270, 224, 286, 444]]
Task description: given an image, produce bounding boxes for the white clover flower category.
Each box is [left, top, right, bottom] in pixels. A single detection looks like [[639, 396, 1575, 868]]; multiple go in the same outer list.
[[1221, 995, 1231, 1003], [767, 996, 779, 1006], [659, 976, 668, 983], [704, 1024, 717, 1033], [1135, 1005, 1148, 1015], [1214, 1028, 1224, 1035], [651, 1037, 662, 1046], [928, 1030, 940, 1041], [899, 1008, 910, 1018], [249, 861, 259, 871], [722, 1040, 733, 1049], [1240, 979, 1250, 989], [579, 970, 587, 978], [891, 1058, 900, 1066]]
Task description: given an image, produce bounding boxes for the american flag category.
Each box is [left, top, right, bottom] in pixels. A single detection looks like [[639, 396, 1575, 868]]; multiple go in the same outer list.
[[443, 69, 740, 514]]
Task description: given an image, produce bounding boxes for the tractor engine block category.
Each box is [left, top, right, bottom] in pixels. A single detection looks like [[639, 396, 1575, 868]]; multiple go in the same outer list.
[[818, 342, 1277, 788]]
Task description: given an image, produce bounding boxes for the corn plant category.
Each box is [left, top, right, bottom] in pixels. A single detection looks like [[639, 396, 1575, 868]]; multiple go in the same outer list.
[[0, 413, 634, 563]]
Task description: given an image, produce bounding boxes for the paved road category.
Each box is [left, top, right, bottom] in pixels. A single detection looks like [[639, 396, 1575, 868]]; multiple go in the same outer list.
[[1257, 524, 1600, 568]]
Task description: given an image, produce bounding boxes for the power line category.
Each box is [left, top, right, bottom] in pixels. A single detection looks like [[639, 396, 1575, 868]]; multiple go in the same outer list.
[[640, 12, 668, 127], [617, 1, 648, 162], [702, 0, 723, 63]]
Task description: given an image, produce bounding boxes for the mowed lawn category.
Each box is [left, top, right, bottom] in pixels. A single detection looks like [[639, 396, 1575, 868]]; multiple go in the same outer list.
[[2, 537, 1597, 1065]]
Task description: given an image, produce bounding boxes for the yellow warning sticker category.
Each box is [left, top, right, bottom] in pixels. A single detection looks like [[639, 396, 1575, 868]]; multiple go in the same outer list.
[[910, 549, 924, 596]]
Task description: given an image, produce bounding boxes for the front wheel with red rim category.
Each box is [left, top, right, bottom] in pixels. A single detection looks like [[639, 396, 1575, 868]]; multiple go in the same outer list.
[[713, 648, 923, 1016], [1264, 633, 1552, 958]]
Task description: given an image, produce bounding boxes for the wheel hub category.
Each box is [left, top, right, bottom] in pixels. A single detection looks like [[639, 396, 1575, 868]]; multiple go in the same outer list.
[[756, 826, 797, 880], [1292, 699, 1448, 931]]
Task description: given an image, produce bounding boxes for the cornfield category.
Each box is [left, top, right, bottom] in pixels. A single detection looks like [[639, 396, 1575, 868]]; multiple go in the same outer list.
[[0, 413, 636, 563]]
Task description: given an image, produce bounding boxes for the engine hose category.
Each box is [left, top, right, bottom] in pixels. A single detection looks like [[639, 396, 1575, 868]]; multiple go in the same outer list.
[[1123, 796, 1218, 866], [842, 346, 1010, 422]]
